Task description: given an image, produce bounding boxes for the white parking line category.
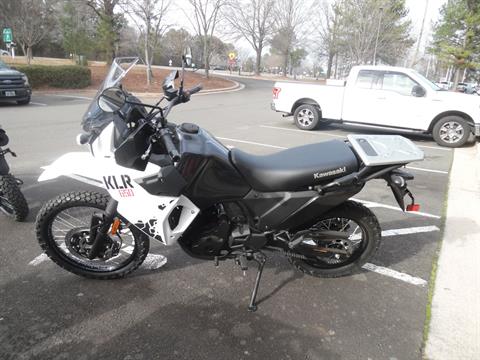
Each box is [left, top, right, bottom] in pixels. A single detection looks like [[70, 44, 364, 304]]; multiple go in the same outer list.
[[49, 94, 93, 100], [28, 253, 48, 266], [362, 263, 428, 286], [259, 125, 345, 138], [30, 102, 47, 106], [406, 166, 448, 174], [28, 252, 167, 270], [352, 198, 441, 219], [217, 137, 287, 149], [382, 225, 440, 237], [259, 125, 452, 152]]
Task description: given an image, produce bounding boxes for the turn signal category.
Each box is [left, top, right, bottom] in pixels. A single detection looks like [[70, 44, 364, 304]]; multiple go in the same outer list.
[[111, 218, 121, 234], [406, 204, 420, 212]]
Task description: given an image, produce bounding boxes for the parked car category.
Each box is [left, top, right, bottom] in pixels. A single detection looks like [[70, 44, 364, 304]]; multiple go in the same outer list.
[[0, 50, 10, 56], [271, 65, 480, 147], [0, 59, 31, 105]]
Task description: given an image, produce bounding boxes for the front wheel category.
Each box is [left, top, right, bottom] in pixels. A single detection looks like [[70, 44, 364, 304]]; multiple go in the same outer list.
[[35, 191, 149, 279], [0, 174, 29, 221], [288, 201, 381, 278]]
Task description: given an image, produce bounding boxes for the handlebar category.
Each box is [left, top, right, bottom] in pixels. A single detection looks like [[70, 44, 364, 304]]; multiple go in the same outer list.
[[185, 84, 203, 96], [158, 129, 180, 162]]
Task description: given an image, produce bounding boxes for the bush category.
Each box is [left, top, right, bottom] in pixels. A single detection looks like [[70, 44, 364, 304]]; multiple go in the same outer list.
[[13, 65, 91, 89]]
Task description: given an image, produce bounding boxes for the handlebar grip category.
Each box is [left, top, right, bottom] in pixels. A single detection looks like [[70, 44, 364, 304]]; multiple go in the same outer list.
[[160, 132, 180, 162], [188, 84, 203, 95]]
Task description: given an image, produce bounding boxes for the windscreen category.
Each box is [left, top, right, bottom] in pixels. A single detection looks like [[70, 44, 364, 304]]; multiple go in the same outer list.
[[81, 57, 139, 133]]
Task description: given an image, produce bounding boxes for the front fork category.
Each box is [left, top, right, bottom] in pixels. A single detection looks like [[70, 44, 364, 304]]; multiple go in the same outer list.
[[88, 198, 118, 259]]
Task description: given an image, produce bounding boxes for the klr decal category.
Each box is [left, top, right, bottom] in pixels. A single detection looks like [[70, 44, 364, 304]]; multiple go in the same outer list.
[[103, 175, 134, 190]]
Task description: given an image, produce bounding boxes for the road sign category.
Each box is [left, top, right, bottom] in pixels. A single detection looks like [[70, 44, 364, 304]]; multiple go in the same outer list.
[[228, 52, 236, 61], [3, 28, 12, 43]]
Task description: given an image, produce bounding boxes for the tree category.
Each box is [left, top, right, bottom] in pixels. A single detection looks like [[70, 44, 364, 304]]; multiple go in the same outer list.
[[61, 0, 96, 58], [161, 28, 192, 66], [271, 0, 310, 76], [314, 0, 343, 78], [224, 0, 275, 75], [0, 0, 56, 64], [431, 0, 480, 87], [86, 0, 122, 64], [185, 0, 226, 78], [125, 0, 170, 85]]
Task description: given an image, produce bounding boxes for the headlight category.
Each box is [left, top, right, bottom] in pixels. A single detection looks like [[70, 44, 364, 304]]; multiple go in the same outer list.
[[22, 75, 29, 86]]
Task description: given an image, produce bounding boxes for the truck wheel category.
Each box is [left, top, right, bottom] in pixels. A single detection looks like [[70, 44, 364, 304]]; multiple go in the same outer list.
[[432, 116, 470, 147], [17, 96, 30, 105], [294, 104, 320, 130]]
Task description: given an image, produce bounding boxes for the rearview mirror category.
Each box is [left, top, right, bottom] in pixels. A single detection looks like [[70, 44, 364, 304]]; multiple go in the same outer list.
[[183, 47, 192, 66], [412, 85, 426, 97], [163, 70, 179, 99], [98, 87, 126, 112]]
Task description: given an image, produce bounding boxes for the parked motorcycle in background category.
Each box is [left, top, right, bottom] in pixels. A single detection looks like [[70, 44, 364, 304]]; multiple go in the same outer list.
[[0, 126, 29, 221], [36, 49, 425, 311]]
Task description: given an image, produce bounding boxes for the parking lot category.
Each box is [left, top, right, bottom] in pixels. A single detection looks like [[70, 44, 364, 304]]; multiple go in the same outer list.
[[0, 78, 453, 359]]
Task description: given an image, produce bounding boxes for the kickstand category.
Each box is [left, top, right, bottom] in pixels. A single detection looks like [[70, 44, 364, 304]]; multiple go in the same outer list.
[[248, 252, 267, 312]]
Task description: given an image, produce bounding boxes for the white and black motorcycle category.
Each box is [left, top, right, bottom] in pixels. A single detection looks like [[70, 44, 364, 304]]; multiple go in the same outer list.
[[36, 53, 424, 311]]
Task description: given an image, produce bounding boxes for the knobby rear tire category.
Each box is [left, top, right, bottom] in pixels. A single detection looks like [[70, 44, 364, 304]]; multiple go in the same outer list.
[[0, 174, 29, 221], [288, 201, 381, 278], [35, 191, 149, 280]]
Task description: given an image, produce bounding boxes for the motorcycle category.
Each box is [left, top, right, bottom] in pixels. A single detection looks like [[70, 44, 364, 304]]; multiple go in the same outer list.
[[0, 126, 29, 221], [36, 52, 424, 311]]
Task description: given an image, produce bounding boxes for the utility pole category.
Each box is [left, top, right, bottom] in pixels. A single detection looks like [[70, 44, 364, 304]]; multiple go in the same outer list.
[[373, 7, 384, 65], [411, 0, 430, 67]]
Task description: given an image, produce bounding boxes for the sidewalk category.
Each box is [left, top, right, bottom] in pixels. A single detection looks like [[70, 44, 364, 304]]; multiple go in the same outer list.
[[425, 142, 480, 359]]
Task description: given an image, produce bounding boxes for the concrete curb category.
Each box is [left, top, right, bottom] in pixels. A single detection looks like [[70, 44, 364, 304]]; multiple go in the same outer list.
[[424, 143, 480, 359], [131, 80, 242, 98]]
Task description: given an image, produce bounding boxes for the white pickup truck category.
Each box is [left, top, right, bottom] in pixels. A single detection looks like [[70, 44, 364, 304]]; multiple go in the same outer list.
[[271, 65, 480, 147]]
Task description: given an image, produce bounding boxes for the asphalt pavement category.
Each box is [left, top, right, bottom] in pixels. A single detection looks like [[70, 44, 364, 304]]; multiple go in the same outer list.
[[0, 77, 456, 360]]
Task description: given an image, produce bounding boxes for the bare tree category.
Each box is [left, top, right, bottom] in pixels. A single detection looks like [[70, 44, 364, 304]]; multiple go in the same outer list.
[[125, 0, 170, 85], [0, 0, 55, 64], [224, 0, 275, 75], [86, 0, 121, 64], [185, 0, 226, 78], [271, 0, 311, 76], [314, 0, 342, 78]]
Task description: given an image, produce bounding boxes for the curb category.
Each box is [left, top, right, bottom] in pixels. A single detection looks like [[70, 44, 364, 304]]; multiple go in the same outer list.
[[131, 80, 242, 98], [424, 143, 480, 359]]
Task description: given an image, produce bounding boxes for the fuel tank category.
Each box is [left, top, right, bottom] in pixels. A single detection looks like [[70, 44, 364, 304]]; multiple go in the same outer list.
[[176, 123, 251, 208]]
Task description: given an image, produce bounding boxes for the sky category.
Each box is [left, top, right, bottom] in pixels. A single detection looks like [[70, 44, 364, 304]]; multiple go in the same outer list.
[[140, 0, 449, 59]]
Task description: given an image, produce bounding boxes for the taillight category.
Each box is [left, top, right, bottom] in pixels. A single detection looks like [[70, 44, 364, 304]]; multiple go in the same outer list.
[[272, 87, 281, 99]]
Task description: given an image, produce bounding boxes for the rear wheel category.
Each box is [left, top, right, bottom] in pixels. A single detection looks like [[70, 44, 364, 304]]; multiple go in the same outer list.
[[432, 116, 470, 147], [35, 191, 149, 279], [293, 104, 320, 130], [0, 174, 29, 221], [288, 201, 381, 278]]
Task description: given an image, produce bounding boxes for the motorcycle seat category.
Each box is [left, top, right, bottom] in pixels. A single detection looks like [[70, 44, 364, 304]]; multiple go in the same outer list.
[[230, 139, 359, 192]]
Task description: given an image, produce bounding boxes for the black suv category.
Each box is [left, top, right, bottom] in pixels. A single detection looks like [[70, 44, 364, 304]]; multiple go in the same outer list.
[[0, 59, 31, 105]]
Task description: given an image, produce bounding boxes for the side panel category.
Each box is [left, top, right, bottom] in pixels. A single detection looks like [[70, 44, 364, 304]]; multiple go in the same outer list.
[[241, 186, 362, 232]]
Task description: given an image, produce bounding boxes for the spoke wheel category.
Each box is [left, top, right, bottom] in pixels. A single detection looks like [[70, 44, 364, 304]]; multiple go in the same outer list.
[[288, 201, 381, 278], [36, 191, 149, 279]]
